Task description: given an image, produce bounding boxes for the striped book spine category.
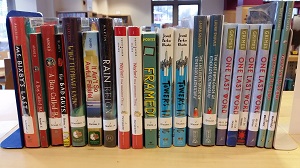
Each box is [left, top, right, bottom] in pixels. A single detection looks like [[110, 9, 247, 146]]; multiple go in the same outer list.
[[246, 24, 273, 147], [173, 28, 189, 147], [226, 24, 249, 147], [265, 1, 294, 148], [158, 28, 174, 148], [62, 18, 87, 147], [128, 26, 143, 149], [216, 23, 237, 146], [188, 15, 207, 146], [142, 32, 158, 148], [257, 1, 285, 147], [115, 26, 131, 149], [56, 33, 71, 147], [98, 18, 117, 147], [202, 15, 224, 146], [237, 24, 259, 145], [82, 31, 102, 146], [41, 24, 64, 146]]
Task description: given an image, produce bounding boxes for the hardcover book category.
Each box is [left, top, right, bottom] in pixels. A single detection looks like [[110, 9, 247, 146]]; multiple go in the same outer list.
[[188, 15, 208, 146], [202, 15, 224, 146], [226, 24, 249, 147], [158, 28, 174, 148], [115, 26, 131, 149], [216, 23, 237, 146], [246, 24, 273, 147], [265, 1, 294, 148], [237, 24, 259, 145], [98, 18, 117, 147], [41, 24, 63, 146], [142, 32, 158, 148], [128, 26, 143, 149], [173, 27, 189, 147], [253, 1, 285, 148], [82, 31, 102, 146], [62, 18, 87, 147]]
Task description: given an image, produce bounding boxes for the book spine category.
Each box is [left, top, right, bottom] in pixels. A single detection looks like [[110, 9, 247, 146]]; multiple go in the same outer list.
[[237, 24, 259, 145], [56, 34, 71, 147], [142, 33, 158, 148], [246, 24, 273, 147], [115, 26, 131, 149], [98, 18, 117, 147], [258, 1, 285, 147], [158, 28, 174, 148], [62, 18, 87, 147], [173, 28, 189, 147], [226, 24, 249, 147], [128, 26, 143, 149], [30, 33, 50, 147], [10, 17, 40, 148], [265, 1, 294, 148], [216, 23, 237, 146], [41, 25, 63, 146], [203, 15, 224, 146], [188, 16, 207, 146], [82, 31, 102, 146]]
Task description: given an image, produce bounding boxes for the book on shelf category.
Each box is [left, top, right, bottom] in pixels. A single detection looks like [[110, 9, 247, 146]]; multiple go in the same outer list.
[[114, 26, 131, 149], [142, 32, 158, 148], [62, 18, 87, 147]]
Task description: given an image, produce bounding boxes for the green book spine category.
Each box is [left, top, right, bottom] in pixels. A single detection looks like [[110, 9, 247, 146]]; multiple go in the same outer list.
[[257, 1, 285, 148], [202, 15, 224, 146], [265, 1, 294, 148], [142, 33, 158, 148]]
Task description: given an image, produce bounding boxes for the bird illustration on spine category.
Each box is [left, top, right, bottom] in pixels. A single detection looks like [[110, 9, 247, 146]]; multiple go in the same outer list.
[[161, 50, 172, 76], [176, 50, 188, 76]]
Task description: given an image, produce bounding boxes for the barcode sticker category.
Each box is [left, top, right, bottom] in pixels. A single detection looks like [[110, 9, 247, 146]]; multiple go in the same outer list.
[[145, 118, 157, 129], [228, 113, 239, 131], [62, 114, 69, 131], [103, 119, 117, 131], [132, 117, 142, 135], [217, 118, 227, 129], [248, 112, 260, 131], [49, 118, 62, 129], [70, 116, 86, 127], [260, 111, 270, 130], [87, 117, 102, 129], [203, 113, 217, 125], [118, 114, 130, 132], [268, 111, 277, 131], [188, 117, 202, 129], [22, 115, 34, 134], [238, 111, 248, 130], [37, 112, 47, 131], [174, 117, 187, 128], [159, 118, 172, 129]]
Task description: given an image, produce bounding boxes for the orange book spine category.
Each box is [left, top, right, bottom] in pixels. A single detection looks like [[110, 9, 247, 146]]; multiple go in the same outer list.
[[9, 17, 40, 147], [41, 24, 63, 146]]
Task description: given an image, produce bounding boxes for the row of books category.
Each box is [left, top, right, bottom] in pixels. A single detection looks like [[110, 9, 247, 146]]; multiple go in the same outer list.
[[7, 1, 293, 149]]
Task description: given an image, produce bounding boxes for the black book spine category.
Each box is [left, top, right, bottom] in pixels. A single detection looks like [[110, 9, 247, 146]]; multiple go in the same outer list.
[[98, 18, 117, 147]]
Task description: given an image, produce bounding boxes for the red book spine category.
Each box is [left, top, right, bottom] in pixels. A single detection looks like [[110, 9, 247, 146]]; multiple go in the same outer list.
[[128, 27, 143, 149], [115, 26, 130, 149], [10, 17, 40, 147], [30, 33, 49, 147], [41, 25, 63, 146]]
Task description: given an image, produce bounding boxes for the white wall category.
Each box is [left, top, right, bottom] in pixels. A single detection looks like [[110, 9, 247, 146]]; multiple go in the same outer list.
[[15, 0, 37, 12], [96, 0, 108, 14], [37, 0, 55, 17], [201, 0, 224, 15], [53, 0, 85, 11], [107, 0, 151, 26]]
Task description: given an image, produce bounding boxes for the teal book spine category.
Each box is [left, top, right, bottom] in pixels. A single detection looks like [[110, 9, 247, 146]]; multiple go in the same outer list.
[[173, 28, 190, 147], [256, 1, 285, 147], [158, 28, 174, 148], [265, 1, 294, 148], [202, 15, 224, 146], [187, 15, 208, 146], [142, 33, 158, 148], [216, 23, 237, 146]]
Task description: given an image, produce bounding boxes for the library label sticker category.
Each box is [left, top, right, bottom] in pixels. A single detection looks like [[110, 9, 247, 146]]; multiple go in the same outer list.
[[132, 116, 143, 135], [37, 112, 47, 131], [159, 118, 172, 129], [49, 117, 62, 129], [103, 119, 117, 131], [248, 112, 260, 131], [238, 112, 248, 130], [203, 113, 217, 125], [70, 116, 86, 128], [62, 114, 69, 130], [259, 111, 270, 130], [188, 117, 202, 129], [87, 117, 102, 129], [145, 118, 157, 129], [217, 118, 227, 130], [22, 115, 34, 134], [268, 111, 277, 131], [118, 114, 130, 132], [228, 113, 239, 131], [174, 117, 187, 128]]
